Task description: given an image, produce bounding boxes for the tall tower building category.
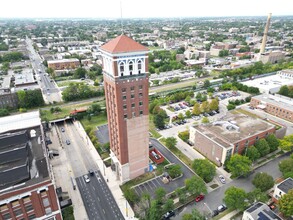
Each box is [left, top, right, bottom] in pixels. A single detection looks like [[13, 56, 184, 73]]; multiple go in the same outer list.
[[100, 35, 149, 183]]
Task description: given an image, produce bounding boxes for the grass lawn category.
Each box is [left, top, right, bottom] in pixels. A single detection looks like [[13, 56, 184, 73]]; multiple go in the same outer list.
[[80, 114, 108, 131], [155, 160, 170, 176], [56, 81, 75, 87], [40, 100, 105, 121], [160, 139, 193, 169]]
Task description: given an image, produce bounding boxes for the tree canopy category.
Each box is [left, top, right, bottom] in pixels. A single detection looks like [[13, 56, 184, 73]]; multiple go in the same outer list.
[[185, 176, 207, 196], [192, 159, 216, 183], [279, 189, 293, 217], [255, 139, 270, 157], [266, 134, 279, 152], [252, 172, 274, 192], [17, 89, 44, 109], [224, 186, 248, 211], [227, 154, 252, 177]]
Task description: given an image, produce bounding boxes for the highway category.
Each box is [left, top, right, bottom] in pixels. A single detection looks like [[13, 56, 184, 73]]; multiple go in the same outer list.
[[25, 37, 62, 103], [57, 121, 124, 220]]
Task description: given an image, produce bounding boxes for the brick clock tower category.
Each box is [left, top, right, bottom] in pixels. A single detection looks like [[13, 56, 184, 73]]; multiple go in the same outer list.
[[100, 35, 149, 183]]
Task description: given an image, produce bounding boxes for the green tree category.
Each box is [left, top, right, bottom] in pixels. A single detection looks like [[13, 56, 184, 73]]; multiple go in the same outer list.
[[0, 108, 9, 117], [162, 199, 175, 214], [17, 89, 45, 109], [224, 186, 248, 211], [167, 164, 182, 179], [182, 209, 205, 220], [178, 112, 184, 121], [227, 154, 252, 177], [155, 187, 166, 204], [178, 130, 189, 142], [266, 134, 279, 152], [192, 103, 201, 115], [247, 188, 269, 204], [185, 176, 207, 196], [252, 172, 274, 192], [209, 99, 219, 111], [165, 137, 177, 149], [203, 80, 210, 88], [278, 85, 289, 97], [88, 103, 102, 115], [148, 200, 161, 220], [123, 187, 139, 206], [246, 146, 260, 162], [185, 110, 192, 118], [255, 139, 270, 157], [200, 101, 210, 113], [227, 104, 236, 110], [153, 114, 165, 129], [279, 158, 293, 176], [279, 134, 293, 151], [279, 189, 293, 217], [74, 67, 87, 79], [201, 117, 209, 124], [192, 159, 216, 183]]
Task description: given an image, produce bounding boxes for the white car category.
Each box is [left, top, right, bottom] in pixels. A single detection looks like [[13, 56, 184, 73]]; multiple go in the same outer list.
[[84, 174, 90, 183], [219, 175, 226, 184]]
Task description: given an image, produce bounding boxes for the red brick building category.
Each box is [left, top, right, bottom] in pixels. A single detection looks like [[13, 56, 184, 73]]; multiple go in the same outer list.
[[250, 94, 293, 123], [100, 35, 149, 183], [0, 113, 62, 220], [189, 112, 275, 166], [47, 58, 80, 70]]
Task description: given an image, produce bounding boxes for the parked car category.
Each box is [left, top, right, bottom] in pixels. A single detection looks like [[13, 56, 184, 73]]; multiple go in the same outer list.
[[163, 210, 175, 219], [83, 174, 90, 183], [61, 127, 65, 132], [89, 169, 94, 176], [195, 195, 204, 202], [211, 210, 219, 217], [66, 140, 70, 145], [219, 175, 226, 184], [217, 204, 227, 212]]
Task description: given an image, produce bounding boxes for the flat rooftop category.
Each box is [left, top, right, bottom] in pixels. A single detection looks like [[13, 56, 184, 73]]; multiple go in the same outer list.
[[194, 112, 274, 148], [14, 69, 36, 86], [0, 127, 49, 192], [242, 73, 293, 94], [48, 58, 79, 64], [0, 111, 40, 134], [1, 76, 11, 89], [253, 94, 293, 112]]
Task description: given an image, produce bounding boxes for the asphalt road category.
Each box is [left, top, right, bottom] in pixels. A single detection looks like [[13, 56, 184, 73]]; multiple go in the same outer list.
[[76, 170, 124, 220], [57, 121, 124, 220], [25, 37, 62, 103], [174, 152, 291, 219], [149, 138, 195, 195]]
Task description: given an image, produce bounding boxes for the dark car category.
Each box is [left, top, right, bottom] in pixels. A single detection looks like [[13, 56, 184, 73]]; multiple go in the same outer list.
[[195, 195, 204, 202], [163, 210, 175, 219], [66, 140, 70, 145], [211, 210, 219, 217], [89, 169, 94, 176], [61, 127, 65, 132]]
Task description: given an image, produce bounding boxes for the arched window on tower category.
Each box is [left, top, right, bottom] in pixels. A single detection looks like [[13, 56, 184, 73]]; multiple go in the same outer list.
[[119, 63, 124, 76], [137, 60, 142, 74], [129, 61, 133, 75]]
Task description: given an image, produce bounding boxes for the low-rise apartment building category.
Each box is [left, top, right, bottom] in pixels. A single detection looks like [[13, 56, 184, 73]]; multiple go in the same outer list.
[[242, 202, 282, 220], [272, 177, 293, 203], [47, 58, 80, 70]]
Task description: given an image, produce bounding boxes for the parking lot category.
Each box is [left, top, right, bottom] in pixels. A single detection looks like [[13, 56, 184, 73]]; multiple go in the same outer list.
[[133, 175, 167, 197]]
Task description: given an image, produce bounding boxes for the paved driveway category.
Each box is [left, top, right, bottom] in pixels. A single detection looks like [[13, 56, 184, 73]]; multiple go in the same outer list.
[[138, 139, 196, 198]]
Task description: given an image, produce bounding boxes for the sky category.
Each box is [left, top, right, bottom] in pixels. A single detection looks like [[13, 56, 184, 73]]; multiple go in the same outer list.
[[1, 0, 293, 18]]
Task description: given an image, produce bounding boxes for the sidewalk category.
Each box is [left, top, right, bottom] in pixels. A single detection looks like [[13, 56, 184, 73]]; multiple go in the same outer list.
[[219, 210, 239, 220], [74, 121, 137, 220]]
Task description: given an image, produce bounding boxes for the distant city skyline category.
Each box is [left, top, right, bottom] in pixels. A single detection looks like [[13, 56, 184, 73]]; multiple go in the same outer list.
[[1, 0, 293, 19]]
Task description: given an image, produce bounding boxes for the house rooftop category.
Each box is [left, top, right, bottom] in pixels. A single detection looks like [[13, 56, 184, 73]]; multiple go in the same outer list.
[[100, 34, 149, 54], [193, 112, 275, 148], [245, 202, 282, 220], [277, 177, 293, 194]]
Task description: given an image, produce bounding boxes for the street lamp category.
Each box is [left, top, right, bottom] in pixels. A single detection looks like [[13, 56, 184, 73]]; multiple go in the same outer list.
[[204, 202, 213, 215]]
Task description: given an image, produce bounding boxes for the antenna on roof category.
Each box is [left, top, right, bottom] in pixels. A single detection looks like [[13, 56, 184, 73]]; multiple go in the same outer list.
[[120, 0, 124, 34]]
